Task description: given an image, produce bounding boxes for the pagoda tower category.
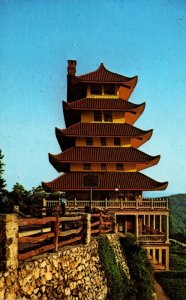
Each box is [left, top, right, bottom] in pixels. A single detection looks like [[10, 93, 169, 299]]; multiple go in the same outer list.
[[42, 60, 168, 201], [43, 62, 170, 271]]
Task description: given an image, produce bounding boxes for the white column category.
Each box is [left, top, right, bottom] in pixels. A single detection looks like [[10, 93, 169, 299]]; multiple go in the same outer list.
[[148, 215, 151, 227], [160, 215, 162, 232], [159, 248, 162, 264], [166, 215, 169, 243], [153, 215, 156, 229]]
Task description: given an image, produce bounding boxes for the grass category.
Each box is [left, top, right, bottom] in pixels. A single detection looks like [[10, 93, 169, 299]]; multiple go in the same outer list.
[[155, 244, 186, 300]]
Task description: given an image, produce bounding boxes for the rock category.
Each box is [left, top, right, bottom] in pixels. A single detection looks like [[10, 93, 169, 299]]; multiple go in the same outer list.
[[69, 281, 77, 290], [0, 278, 4, 289], [41, 285, 46, 293], [5, 289, 16, 300], [65, 287, 71, 296], [33, 287, 39, 294], [52, 258, 58, 268], [45, 272, 52, 281], [33, 268, 40, 279], [40, 276, 46, 285], [40, 261, 47, 268], [0, 289, 5, 300]]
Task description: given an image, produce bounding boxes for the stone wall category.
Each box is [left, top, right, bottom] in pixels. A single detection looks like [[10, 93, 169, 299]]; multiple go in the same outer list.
[[0, 234, 132, 300], [0, 239, 108, 300]]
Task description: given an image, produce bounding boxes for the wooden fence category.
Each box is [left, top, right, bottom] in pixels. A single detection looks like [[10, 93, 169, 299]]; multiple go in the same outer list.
[[91, 211, 114, 235], [1, 212, 114, 270]]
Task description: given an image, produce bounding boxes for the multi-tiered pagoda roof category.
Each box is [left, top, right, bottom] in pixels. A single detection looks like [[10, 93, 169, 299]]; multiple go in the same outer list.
[[42, 61, 168, 196]]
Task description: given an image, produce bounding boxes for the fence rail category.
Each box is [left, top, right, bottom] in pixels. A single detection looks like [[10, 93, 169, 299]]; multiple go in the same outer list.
[[65, 198, 169, 210], [138, 234, 166, 243], [18, 215, 85, 261], [1, 212, 115, 270], [91, 212, 113, 235]]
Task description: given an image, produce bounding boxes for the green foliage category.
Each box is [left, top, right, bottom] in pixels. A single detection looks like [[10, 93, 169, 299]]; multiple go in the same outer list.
[[169, 194, 186, 235], [120, 235, 154, 300], [170, 247, 186, 271], [155, 272, 186, 300], [0, 149, 7, 198], [155, 245, 186, 300], [98, 236, 136, 300]]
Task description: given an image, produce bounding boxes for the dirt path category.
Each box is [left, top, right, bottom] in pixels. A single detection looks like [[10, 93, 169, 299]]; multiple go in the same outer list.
[[154, 279, 170, 300]]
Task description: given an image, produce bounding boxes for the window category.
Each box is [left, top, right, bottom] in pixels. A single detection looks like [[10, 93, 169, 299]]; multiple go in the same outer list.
[[94, 111, 102, 122], [116, 163, 124, 170], [90, 84, 102, 95], [114, 137, 121, 146], [104, 111, 112, 122], [104, 84, 116, 95], [101, 163, 107, 171], [83, 163, 91, 170], [101, 137, 107, 146], [86, 137, 93, 146]]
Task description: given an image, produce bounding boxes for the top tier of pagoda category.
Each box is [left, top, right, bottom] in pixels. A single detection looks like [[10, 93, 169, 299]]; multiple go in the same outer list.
[[42, 61, 168, 199]]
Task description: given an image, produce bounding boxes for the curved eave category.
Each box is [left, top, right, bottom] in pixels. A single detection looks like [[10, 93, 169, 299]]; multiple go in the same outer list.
[[63, 98, 143, 112], [56, 123, 152, 138], [63, 101, 80, 127], [75, 63, 138, 86], [136, 155, 160, 171], [75, 76, 137, 86], [42, 172, 168, 192], [55, 127, 68, 151], [131, 129, 153, 148], [49, 153, 67, 172], [48, 148, 160, 173], [125, 102, 146, 125]]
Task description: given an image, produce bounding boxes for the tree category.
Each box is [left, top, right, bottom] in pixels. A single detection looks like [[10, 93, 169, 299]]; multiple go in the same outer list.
[[0, 149, 7, 201], [10, 182, 31, 207]]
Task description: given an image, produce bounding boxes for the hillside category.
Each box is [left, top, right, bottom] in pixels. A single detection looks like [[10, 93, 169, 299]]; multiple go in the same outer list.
[[169, 194, 186, 236]]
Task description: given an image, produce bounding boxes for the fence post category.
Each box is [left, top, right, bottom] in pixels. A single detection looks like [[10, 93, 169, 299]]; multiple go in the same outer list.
[[83, 214, 91, 245], [99, 212, 103, 235], [5, 214, 18, 270], [54, 216, 59, 252], [42, 198, 47, 216]]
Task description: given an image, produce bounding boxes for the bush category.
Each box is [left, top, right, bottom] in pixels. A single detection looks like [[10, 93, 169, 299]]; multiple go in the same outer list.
[[120, 235, 154, 300], [98, 236, 136, 300], [155, 272, 186, 300], [155, 244, 186, 300]]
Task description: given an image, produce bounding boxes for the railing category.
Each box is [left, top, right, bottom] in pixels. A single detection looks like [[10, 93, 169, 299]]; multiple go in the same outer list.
[[1, 212, 115, 269], [91, 211, 114, 235], [138, 234, 166, 243], [66, 198, 169, 210], [18, 215, 84, 261], [43, 199, 61, 209]]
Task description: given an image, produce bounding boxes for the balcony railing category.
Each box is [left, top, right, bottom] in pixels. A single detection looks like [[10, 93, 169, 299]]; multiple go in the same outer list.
[[65, 198, 169, 210], [138, 234, 166, 243]]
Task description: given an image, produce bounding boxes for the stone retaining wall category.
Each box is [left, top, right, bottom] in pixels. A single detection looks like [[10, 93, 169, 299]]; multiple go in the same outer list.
[[0, 238, 108, 300], [0, 234, 131, 300]]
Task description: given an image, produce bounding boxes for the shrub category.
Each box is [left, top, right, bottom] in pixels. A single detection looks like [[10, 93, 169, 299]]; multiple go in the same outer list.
[[98, 236, 136, 300], [155, 272, 186, 300], [155, 245, 186, 300], [120, 235, 154, 300]]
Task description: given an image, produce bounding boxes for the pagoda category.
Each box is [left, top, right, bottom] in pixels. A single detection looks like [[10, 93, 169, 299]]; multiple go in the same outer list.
[[43, 60, 168, 201], [42, 61, 170, 270]]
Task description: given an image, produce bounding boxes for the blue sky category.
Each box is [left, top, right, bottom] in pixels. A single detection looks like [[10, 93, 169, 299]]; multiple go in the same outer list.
[[0, 0, 186, 196]]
